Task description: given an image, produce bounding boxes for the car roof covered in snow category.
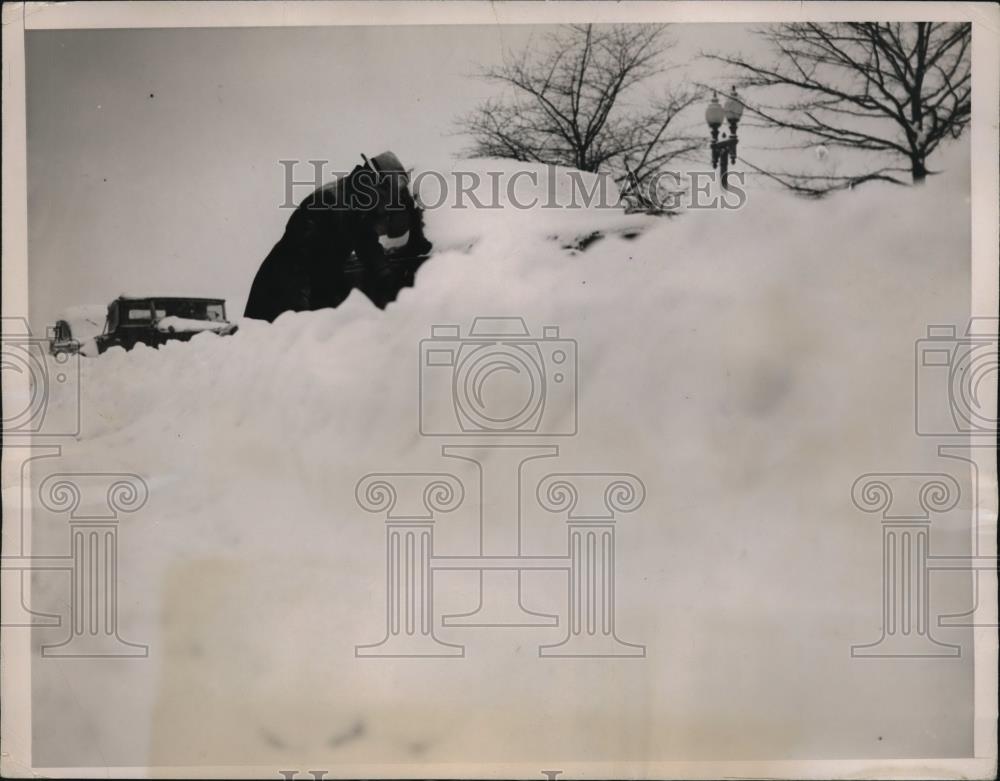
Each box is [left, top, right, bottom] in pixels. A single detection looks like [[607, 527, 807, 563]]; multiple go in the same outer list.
[[113, 295, 226, 304]]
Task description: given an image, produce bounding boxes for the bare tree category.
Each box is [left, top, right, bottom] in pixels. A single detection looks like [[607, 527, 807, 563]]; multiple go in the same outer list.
[[706, 22, 970, 193], [457, 24, 700, 199]]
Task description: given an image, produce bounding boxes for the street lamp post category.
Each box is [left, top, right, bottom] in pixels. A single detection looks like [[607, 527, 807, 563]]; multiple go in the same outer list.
[[705, 88, 744, 191]]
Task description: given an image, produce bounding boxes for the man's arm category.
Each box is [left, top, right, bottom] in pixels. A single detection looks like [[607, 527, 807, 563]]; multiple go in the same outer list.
[[390, 189, 432, 258], [353, 222, 398, 310]]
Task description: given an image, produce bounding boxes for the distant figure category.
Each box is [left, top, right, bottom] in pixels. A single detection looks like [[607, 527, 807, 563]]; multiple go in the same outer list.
[[244, 151, 432, 322]]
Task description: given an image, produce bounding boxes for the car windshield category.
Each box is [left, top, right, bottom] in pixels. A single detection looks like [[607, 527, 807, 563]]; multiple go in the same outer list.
[[153, 301, 225, 321]]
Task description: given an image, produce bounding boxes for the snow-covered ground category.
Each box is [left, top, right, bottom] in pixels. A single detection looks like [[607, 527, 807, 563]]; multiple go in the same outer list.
[[24, 151, 976, 768]]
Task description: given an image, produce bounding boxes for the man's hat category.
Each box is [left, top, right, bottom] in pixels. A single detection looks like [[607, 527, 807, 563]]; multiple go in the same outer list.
[[362, 151, 408, 182]]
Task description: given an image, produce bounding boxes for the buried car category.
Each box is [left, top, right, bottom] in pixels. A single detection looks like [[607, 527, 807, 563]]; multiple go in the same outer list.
[[94, 296, 237, 354]]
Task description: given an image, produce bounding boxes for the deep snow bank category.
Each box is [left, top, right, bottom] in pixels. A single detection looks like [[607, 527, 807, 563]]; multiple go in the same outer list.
[[34, 154, 974, 766], [65, 156, 970, 487]]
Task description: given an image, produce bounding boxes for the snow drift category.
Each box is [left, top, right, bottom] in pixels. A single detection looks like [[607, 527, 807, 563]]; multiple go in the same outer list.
[[31, 154, 974, 767]]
